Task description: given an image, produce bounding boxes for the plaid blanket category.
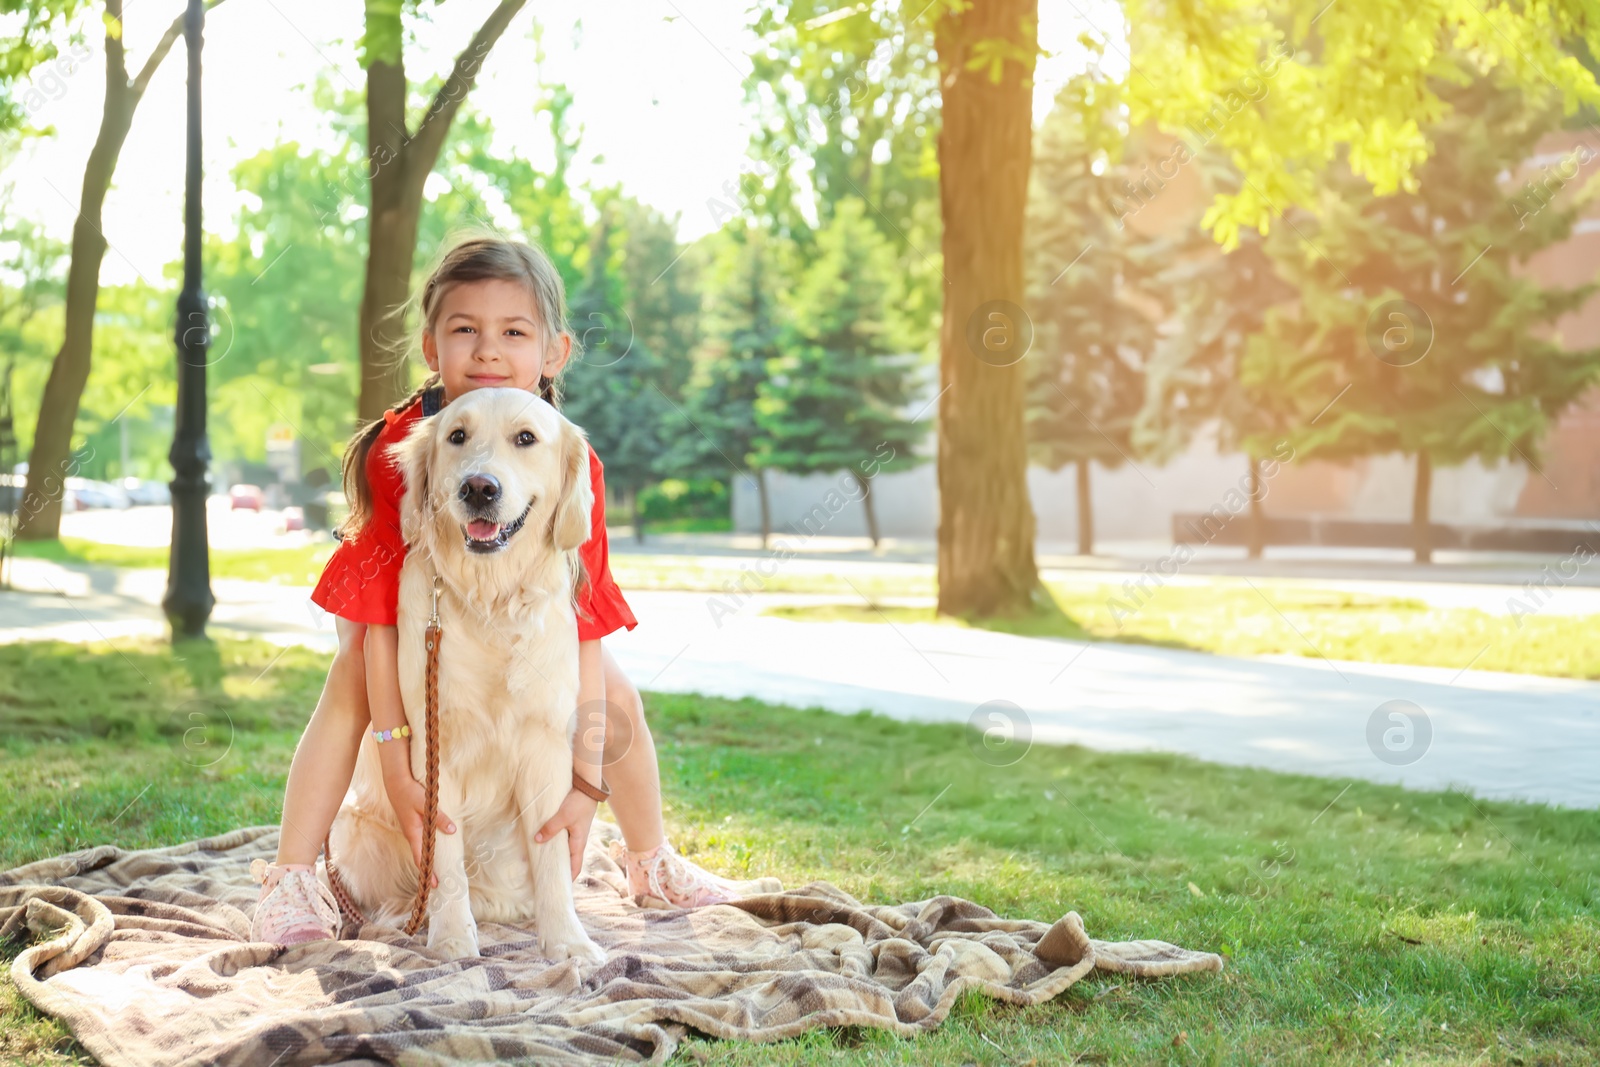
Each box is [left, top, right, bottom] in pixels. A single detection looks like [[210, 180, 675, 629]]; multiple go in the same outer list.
[[2, 823, 1222, 1065]]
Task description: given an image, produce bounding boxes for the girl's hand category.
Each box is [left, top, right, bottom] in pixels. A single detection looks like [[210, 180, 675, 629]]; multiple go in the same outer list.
[[534, 789, 599, 881], [382, 768, 456, 885]]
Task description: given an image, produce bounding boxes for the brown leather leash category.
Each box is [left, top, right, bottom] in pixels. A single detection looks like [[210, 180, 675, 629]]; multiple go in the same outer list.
[[324, 576, 444, 937]]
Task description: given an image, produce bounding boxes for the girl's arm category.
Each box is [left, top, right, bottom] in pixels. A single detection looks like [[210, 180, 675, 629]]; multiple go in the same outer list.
[[534, 637, 606, 880], [575, 638, 606, 791], [365, 625, 411, 782], [368, 622, 455, 876]]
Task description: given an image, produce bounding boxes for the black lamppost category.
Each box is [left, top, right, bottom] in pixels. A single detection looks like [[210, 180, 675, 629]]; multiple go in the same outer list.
[[162, 0, 215, 638]]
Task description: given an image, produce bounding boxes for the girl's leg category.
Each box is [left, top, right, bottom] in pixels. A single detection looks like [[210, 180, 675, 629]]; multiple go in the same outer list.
[[599, 645, 664, 853], [275, 618, 371, 865], [600, 646, 737, 907]]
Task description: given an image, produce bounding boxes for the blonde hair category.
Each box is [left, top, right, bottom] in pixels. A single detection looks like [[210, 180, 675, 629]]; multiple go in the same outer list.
[[338, 228, 577, 538]]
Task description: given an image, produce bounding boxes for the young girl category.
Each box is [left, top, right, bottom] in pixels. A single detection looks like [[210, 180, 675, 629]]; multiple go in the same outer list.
[[252, 233, 735, 944]]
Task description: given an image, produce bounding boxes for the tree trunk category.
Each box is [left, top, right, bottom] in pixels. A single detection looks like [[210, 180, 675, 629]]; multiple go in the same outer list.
[[629, 486, 646, 544], [934, 0, 1040, 617], [17, 0, 156, 540], [755, 468, 771, 550], [356, 0, 528, 422], [358, 57, 426, 422], [852, 470, 881, 548], [1075, 458, 1093, 556], [1412, 449, 1433, 564], [1247, 456, 1265, 560]]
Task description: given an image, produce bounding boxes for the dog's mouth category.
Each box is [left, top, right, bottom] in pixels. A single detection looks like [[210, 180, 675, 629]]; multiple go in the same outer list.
[[461, 502, 534, 554]]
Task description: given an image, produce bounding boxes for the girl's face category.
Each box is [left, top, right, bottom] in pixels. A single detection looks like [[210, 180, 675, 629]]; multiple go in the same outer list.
[[422, 278, 572, 402]]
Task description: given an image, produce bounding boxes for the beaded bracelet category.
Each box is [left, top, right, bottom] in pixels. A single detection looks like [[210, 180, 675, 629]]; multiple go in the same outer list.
[[372, 724, 412, 743]]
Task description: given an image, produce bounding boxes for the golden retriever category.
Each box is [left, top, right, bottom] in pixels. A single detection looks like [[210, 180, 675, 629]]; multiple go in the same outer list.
[[326, 387, 605, 962]]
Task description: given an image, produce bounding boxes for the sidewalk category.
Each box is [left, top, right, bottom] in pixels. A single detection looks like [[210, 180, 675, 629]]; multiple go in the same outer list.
[[3, 558, 1595, 809], [620, 530, 1600, 590]]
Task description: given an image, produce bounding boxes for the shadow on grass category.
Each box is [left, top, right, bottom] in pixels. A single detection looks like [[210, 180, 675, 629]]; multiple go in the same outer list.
[[10, 539, 335, 585], [0, 637, 327, 742], [762, 582, 1207, 655]]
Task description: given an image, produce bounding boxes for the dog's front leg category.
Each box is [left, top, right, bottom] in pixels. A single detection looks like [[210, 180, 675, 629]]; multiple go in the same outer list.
[[515, 759, 605, 964], [423, 774, 479, 959]]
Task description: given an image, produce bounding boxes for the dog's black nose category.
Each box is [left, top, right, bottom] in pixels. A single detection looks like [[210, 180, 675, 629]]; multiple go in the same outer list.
[[460, 474, 501, 510]]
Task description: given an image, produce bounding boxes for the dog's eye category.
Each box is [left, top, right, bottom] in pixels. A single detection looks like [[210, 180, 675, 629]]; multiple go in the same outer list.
[[448, 428, 467, 445], [514, 430, 537, 447]]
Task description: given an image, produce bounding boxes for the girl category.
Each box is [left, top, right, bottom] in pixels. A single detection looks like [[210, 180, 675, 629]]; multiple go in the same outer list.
[[252, 233, 735, 944]]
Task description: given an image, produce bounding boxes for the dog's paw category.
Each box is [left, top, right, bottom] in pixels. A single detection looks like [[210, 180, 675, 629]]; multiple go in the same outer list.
[[543, 932, 605, 964], [427, 925, 481, 959]]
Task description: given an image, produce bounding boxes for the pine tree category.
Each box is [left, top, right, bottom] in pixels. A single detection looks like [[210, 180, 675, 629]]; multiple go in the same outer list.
[[755, 199, 926, 548], [561, 208, 669, 542], [1026, 73, 1168, 556], [669, 227, 787, 545], [1253, 74, 1600, 562], [1138, 154, 1300, 558]]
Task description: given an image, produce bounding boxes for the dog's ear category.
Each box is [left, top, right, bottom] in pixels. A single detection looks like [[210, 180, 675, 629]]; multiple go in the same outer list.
[[551, 420, 594, 553], [393, 415, 436, 548]]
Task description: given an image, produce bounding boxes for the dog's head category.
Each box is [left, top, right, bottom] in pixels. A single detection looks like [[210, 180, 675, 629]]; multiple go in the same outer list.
[[395, 389, 592, 583]]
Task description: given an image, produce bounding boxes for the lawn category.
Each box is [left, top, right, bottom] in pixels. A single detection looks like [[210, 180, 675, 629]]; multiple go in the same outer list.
[[11, 538, 336, 586], [1, 638, 1595, 1065], [767, 580, 1600, 681]]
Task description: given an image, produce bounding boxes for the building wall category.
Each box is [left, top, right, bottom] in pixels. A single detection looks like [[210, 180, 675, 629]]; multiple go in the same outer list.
[[732, 435, 1544, 542]]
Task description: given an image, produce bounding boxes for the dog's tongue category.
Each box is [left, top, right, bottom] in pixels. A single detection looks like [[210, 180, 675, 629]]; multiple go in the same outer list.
[[467, 519, 501, 542]]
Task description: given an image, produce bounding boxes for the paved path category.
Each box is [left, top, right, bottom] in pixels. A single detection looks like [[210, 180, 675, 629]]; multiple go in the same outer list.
[[3, 559, 1595, 809]]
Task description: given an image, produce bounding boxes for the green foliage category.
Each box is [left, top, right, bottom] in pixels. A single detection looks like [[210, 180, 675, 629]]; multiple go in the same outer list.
[[0, 209, 70, 461], [201, 129, 367, 480], [636, 478, 729, 525], [561, 208, 671, 504], [1251, 76, 1600, 468], [0, 0, 95, 137], [667, 226, 787, 481], [1125, 0, 1600, 246], [1137, 163, 1300, 462], [451, 74, 589, 293], [1026, 73, 1168, 473], [755, 199, 926, 478], [743, 0, 942, 354]]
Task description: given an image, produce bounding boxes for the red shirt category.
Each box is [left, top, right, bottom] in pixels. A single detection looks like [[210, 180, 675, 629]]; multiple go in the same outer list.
[[310, 395, 637, 641]]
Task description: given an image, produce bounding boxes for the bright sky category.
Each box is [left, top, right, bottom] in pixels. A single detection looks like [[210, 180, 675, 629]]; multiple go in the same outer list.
[[7, 0, 1110, 288]]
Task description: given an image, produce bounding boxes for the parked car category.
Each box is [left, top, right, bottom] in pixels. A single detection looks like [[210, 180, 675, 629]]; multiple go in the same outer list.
[[65, 477, 130, 509], [229, 484, 264, 511], [281, 506, 306, 533], [121, 478, 170, 506]]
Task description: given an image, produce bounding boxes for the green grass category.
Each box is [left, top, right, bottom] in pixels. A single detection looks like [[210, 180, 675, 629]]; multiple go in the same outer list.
[[10, 538, 336, 585], [1, 639, 1596, 1065], [766, 579, 1600, 680]]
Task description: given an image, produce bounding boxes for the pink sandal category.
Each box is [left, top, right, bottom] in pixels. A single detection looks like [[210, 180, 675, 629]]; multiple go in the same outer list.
[[611, 840, 739, 909], [250, 860, 341, 944]]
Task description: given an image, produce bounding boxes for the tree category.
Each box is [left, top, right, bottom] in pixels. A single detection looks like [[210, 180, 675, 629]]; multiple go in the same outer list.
[[1140, 227, 1297, 558], [354, 0, 528, 421], [1026, 73, 1166, 556], [933, 0, 1040, 614], [613, 197, 701, 402], [561, 209, 670, 542], [13, 0, 232, 540], [1125, 0, 1600, 246], [670, 226, 787, 545], [453, 69, 588, 292], [1138, 151, 1300, 559], [1252, 75, 1600, 563], [201, 127, 370, 480], [756, 199, 926, 548], [744, 0, 939, 238]]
